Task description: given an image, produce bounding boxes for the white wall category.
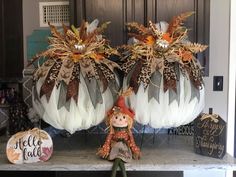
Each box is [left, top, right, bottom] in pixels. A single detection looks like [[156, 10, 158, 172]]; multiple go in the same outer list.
[[203, 0, 230, 121], [23, 0, 68, 67], [227, 0, 236, 157], [187, 1, 231, 177]]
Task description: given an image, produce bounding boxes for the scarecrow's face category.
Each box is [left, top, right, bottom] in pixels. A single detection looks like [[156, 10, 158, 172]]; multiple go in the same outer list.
[[111, 112, 128, 127]]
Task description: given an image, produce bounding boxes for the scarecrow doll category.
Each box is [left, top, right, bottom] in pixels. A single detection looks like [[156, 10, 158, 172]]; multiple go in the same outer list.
[[97, 90, 140, 177]]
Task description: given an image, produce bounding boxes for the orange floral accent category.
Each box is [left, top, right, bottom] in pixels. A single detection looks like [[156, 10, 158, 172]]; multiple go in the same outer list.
[[90, 53, 104, 61], [162, 33, 172, 43], [176, 49, 193, 62], [72, 54, 82, 62], [145, 35, 155, 45], [7, 147, 21, 163], [181, 50, 193, 62]]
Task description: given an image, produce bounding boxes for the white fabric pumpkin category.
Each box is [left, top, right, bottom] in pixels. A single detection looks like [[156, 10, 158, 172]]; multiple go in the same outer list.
[[31, 20, 120, 134], [121, 15, 207, 128], [32, 75, 117, 134], [123, 72, 204, 128]]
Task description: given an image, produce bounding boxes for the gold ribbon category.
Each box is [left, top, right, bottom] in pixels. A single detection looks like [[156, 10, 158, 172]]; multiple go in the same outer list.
[[200, 113, 219, 123]]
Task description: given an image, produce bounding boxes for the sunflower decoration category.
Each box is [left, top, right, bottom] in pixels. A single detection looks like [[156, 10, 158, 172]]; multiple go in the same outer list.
[[120, 12, 208, 128], [31, 20, 120, 134]]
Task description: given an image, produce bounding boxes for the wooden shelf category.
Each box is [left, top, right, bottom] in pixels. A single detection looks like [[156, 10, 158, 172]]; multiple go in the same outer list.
[[0, 134, 235, 171]]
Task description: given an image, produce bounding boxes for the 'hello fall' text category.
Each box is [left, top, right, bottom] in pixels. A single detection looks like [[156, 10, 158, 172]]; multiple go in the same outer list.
[[14, 135, 42, 160]]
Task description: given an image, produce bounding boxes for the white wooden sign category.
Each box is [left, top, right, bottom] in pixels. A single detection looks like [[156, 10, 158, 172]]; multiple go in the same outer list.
[[6, 128, 53, 164]]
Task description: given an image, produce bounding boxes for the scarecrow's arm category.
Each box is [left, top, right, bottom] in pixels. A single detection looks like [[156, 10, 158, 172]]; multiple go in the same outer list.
[[97, 133, 113, 159], [127, 132, 141, 159]]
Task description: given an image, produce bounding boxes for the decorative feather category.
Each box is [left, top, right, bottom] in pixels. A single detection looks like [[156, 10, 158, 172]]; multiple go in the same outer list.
[[79, 20, 87, 41], [62, 23, 69, 35], [127, 22, 149, 35], [49, 22, 64, 40], [87, 19, 99, 34], [167, 11, 194, 34], [183, 42, 208, 53], [96, 21, 111, 34], [156, 21, 169, 33]]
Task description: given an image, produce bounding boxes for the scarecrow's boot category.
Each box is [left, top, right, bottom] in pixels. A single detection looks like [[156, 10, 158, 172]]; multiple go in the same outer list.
[[111, 158, 120, 177], [119, 160, 127, 177]]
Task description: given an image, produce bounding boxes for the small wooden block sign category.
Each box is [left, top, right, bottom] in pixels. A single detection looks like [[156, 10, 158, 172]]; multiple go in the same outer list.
[[194, 113, 226, 159], [6, 128, 53, 164]]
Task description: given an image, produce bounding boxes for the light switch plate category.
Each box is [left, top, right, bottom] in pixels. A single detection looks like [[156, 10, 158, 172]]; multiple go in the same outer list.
[[213, 76, 223, 91]]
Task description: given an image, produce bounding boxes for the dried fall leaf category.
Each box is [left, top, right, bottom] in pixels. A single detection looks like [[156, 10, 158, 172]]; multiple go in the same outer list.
[[162, 33, 172, 43], [7, 148, 21, 163], [30, 128, 49, 140], [181, 51, 193, 62], [49, 22, 64, 40], [95, 53, 105, 61], [184, 42, 208, 53], [72, 54, 83, 62], [145, 35, 155, 45], [9, 131, 26, 145], [97, 21, 111, 34]]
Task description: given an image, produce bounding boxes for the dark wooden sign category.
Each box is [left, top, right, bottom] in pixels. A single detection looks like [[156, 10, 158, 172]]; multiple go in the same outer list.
[[194, 113, 226, 159]]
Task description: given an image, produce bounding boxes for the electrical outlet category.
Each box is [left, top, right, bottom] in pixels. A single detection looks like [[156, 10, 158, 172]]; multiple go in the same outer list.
[[213, 76, 223, 91]]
